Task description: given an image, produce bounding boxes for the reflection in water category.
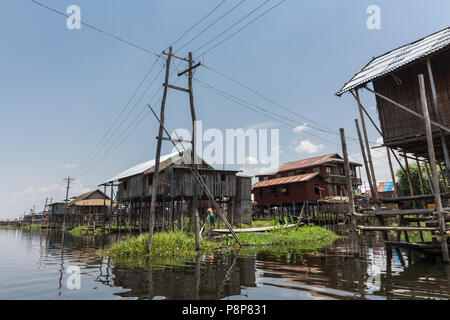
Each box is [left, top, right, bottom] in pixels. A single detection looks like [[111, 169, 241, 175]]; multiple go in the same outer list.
[[0, 228, 449, 300]]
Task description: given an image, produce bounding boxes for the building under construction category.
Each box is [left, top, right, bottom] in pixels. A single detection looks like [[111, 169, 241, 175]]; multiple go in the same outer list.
[[337, 26, 450, 262]]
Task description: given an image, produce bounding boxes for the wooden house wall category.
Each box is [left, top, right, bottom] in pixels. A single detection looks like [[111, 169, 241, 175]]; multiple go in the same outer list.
[[253, 176, 331, 206], [117, 168, 237, 201], [374, 50, 450, 145]]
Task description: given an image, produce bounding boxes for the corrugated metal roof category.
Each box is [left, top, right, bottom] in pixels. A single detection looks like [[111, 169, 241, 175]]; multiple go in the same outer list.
[[256, 153, 361, 177], [336, 26, 450, 96], [252, 172, 320, 188], [102, 151, 181, 183], [102, 149, 219, 184]]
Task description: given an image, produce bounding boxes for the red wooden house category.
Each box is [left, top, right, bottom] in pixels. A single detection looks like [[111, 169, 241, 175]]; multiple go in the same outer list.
[[252, 153, 362, 208]]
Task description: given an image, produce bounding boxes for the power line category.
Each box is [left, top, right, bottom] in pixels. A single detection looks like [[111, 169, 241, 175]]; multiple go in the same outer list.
[[78, 60, 187, 178], [174, 0, 248, 54], [168, 0, 227, 48], [193, 0, 272, 54], [29, 0, 161, 57], [193, 78, 351, 151], [77, 63, 166, 176], [196, 0, 288, 57], [78, 56, 162, 171], [201, 63, 381, 147]]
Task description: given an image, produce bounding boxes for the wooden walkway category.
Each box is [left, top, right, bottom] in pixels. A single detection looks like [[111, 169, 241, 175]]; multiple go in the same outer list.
[[212, 223, 298, 234]]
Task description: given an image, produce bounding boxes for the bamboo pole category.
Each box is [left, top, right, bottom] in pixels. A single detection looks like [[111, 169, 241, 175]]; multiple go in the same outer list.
[[419, 74, 449, 262]]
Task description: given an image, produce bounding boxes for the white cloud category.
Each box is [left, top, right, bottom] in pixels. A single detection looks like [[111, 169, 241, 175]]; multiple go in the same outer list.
[[294, 123, 308, 133], [294, 140, 324, 154], [245, 156, 258, 165]]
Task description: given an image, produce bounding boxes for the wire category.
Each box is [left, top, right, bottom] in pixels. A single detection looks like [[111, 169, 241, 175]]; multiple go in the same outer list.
[[193, 78, 350, 151], [77, 62, 166, 176], [193, 0, 272, 54], [168, 0, 227, 48], [79, 60, 187, 178], [29, 0, 161, 57], [197, 0, 288, 57], [78, 56, 162, 171], [175, 0, 248, 54], [201, 64, 382, 147]]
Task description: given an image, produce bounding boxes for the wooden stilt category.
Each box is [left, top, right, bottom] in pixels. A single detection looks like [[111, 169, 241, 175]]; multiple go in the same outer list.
[[419, 74, 449, 262]]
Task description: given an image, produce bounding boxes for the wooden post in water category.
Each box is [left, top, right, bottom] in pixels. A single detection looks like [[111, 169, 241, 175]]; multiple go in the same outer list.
[[419, 74, 449, 262]]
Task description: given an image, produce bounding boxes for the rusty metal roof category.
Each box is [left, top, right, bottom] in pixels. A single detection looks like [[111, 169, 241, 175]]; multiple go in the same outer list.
[[336, 26, 450, 96], [252, 172, 321, 188], [256, 153, 361, 177]]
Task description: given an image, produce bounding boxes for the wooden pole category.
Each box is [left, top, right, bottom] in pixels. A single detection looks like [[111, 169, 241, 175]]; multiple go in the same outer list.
[[426, 58, 450, 182], [188, 52, 201, 250], [340, 129, 355, 218], [355, 119, 375, 196], [419, 74, 449, 262], [147, 47, 172, 252], [354, 90, 379, 202], [387, 148, 399, 198], [416, 157, 426, 196]]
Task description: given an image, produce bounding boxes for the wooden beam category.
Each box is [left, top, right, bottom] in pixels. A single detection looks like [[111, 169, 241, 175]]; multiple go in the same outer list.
[[163, 83, 190, 93], [363, 85, 450, 133]]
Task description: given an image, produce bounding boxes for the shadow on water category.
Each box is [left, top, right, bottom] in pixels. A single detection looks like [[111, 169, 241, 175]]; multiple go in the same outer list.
[[0, 226, 449, 300]]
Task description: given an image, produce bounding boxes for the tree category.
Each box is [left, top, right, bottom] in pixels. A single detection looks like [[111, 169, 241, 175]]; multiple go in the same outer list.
[[395, 163, 447, 197]]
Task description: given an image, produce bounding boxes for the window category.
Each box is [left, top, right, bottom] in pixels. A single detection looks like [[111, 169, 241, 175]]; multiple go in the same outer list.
[[281, 185, 289, 196], [270, 188, 277, 198], [259, 189, 264, 199], [326, 167, 331, 174], [148, 174, 153, 186], [314, 184, 320, 196]]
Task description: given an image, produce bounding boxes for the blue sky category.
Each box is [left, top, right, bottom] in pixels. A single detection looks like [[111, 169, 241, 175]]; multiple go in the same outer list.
[[1, 0, 449, 219]]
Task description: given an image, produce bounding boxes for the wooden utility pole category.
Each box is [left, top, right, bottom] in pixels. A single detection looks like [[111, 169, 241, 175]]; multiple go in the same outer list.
[[147, 47, 172, 252], [62, 177, 74, 230], [188, 52, 201, 251], [419, 74, 449, 262]]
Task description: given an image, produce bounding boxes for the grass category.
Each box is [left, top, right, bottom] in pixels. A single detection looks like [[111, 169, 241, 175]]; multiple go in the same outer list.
[[224, 225, 339, 248], [104, 225, 340, 266], [69, 225, 111, 236], [105, 231, 224, 260]]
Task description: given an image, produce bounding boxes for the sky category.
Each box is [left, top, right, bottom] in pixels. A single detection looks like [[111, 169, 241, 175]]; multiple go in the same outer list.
[[1, 0, 449, 219]]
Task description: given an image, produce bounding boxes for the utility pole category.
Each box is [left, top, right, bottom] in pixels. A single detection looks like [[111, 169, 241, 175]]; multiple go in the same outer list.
[[62, 177, 74, 230], [188, 52, 201, 251], [147, 47, 173, 252]]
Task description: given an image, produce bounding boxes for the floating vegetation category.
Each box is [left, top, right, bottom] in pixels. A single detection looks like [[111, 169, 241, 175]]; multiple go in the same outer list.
[[104, 225, 339, 267]]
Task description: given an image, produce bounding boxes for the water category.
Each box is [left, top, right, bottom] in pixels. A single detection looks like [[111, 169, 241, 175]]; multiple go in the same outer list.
[[0, 228, 449, 300]]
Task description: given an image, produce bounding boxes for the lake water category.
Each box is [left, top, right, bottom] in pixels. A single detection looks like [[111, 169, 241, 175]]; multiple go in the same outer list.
[[0, 228, 449, 300]]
